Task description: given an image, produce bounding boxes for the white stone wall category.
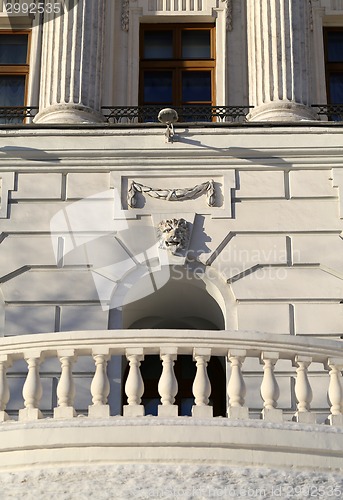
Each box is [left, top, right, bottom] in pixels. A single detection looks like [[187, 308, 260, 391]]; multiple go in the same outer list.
[[0, 126, 342, 417]]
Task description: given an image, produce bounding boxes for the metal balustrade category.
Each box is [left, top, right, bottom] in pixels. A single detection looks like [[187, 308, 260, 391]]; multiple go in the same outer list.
[[0, 107, 38, 124], [101, 105, 253, 123], [312, 104, 343, 121], [0, 330, 342, 425], [2, 105, 343, 124]]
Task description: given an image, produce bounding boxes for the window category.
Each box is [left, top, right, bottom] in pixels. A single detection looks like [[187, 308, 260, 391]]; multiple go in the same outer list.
[[139, 24, 215, 119], [323, 28, 343, 104], [0, 32, 29, 110]]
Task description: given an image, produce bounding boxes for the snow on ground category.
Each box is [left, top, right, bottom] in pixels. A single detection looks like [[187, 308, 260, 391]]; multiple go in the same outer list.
[[0, 463, 342, 500], [0, 418, 342, 499]]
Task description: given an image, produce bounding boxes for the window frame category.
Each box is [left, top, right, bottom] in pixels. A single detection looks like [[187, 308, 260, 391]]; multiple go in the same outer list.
[[0, 30, 31, 107], [323, 27, 343, 104], [139, 23, 216, 108]]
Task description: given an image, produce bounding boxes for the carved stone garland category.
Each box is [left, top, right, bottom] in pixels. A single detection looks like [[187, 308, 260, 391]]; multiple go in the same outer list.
[[127, 179, 215, 208]]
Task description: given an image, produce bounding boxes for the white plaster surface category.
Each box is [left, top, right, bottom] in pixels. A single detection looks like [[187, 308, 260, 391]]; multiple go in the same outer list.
[[12, 173, 62, 200], [294, 303, 343, 336], [237, 303, 290, 335], [236, 170, 285, 198], [290, 170, 336, 198]]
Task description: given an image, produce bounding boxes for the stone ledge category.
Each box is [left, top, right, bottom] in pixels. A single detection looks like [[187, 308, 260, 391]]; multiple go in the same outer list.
[[0, 419, 342, 471]]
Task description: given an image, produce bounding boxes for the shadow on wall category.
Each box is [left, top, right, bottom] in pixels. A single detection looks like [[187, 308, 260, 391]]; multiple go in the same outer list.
[[0, 147, 61, 163]]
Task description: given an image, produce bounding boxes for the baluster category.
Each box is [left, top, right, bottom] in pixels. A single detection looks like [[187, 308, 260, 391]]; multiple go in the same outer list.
[[327, 358, 343, 426], [293, 355, 316, 423], [89, 350, 110, 418], [0, 356, 12, 422], [19, 353, 43, 421], [227, 350, 249, 419], [260, 352, 283, 422], [54, 350, 77, 419], [158, 348, 178, 417], [123, 348, 145, 417], [192, 348, 212, 418]]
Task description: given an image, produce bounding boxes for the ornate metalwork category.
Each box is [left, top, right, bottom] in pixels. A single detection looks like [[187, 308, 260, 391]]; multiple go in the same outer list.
[[312, 104, 343, 121], [128, 180, 216, 208], [102, 105, 252, 124], [0, 107, 39, 124]]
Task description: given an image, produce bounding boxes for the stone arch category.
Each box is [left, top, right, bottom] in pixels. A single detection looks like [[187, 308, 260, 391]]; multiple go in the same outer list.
[[108, 264, 237, 330]]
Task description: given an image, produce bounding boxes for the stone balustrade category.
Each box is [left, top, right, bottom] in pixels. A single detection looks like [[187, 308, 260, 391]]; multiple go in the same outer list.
[[0, 330, 342, 426]]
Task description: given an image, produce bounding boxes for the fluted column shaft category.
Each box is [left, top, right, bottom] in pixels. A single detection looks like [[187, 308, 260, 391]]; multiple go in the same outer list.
[[247, 0, 316, 121], [35, 0, 106, 123]]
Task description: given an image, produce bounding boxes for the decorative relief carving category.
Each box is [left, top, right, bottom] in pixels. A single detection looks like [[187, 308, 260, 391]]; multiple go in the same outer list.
[[127, 180, 215, 208], [121, 0, 130, 31], [158, 218, 190, 255], [121, 0, 232, 32], [309, 0, 313, 30], [222, 0, 233, 31]]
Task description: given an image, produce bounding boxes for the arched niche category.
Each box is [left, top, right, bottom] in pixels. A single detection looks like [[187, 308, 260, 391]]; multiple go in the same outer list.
[[109, 265, 236, 330]]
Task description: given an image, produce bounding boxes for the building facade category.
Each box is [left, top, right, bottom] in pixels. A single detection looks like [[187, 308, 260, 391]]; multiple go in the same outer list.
[[0, 0, 343, 476]]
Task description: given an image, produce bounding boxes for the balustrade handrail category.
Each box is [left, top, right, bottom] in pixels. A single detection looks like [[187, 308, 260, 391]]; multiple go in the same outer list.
[[0, 329, 341, 361], [0, 330, 342, 425]]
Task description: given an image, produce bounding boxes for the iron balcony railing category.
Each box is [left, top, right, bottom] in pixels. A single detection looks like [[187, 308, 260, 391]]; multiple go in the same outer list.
[[0, 106, 39, 124], [1, 105, 343, 124], [312, 104, 343, 121], [101, 105, 253, 123]]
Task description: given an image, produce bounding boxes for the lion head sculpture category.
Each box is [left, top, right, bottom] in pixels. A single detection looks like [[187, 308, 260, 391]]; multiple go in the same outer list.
[[158, 218, 189, 255]]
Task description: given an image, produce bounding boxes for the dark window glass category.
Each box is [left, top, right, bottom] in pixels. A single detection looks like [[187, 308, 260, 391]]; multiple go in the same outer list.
[[142, 398, 159, 416], [144, 31, 173, 59], [0, 35, 28, 64], [143, 70, 173, 103], [0, 75, 25, 106], [329, 73, 343, 103], [180, 398, 194, 416], [182, 30, 211, 59], [182, 71, 211, 102], [327, 31, 343, 62]]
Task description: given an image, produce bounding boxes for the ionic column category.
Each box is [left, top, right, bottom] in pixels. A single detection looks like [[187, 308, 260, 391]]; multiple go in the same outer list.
[[34, 0, 106, 123], [247, 0, 317, 122]]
